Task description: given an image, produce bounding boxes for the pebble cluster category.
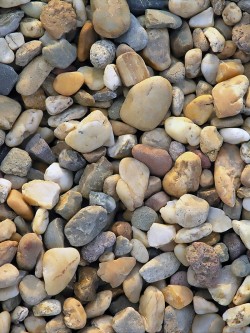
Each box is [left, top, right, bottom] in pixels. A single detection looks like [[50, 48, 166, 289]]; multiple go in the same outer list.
[[0, 0, 250, 332]]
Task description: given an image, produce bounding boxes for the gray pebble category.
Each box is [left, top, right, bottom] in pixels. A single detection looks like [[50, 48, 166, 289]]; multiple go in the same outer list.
[[89, 191, 116, 214], [0, 10, 24, 37], [21, 1, 46, 19], [25, 134, 56, 165], [169, 141, 186, 161], [170, 271, 189, 287], [90, 40, 116, 69], [164, 305, 195, 333], [112, 307, 145, 333], [131, 206, 158, 231], [81, 231, 116, 263], [15, 40, 42, 67], [42, 39, 77, 69], [58, 149, 86, 172], [0, 148, 31, 177], [115, 236, 133, 257], [44, 218, 66, 249], [11, 306, 29, 324], [231, 255, 250, 277], [108, 96, 124, 120], [145, 9, 182, 29], [108, 134, 137, 159], [115, 14, 148, 51], [48, 105, 87, 128], [141, 128, 171, 150], [223, 198, 242, 220], [0, 64, 18, 95], [26, 167, 44, 181], [223, 233, 246, 260], [92, 87, 117, 102], [238, 0, 250, 13], [19, 275, 47, 306], [2, 294, 21, 312], [109, 295, 138, 316], [170, 21, 193, 58], [214, 243, 229, 263], [14, 216, 32, 235]]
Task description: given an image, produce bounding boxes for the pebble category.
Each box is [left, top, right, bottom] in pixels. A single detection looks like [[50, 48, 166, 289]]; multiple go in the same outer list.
[[222, 2, 242, 26], [19, 275, 47, 306], [85, 290, 112, 319], [15, 40, 42, 67], [232, 15, 250, 54], [115, 14, 148, 51], [44, 162, 73, 193], [33, 300, 62, 317], [145, 191, 169, 211], [0, 311, 11, 333], [1, 148, 31, 177], [25, 134, 56, 165], [0, 10, 24, 38], [59, 149, 86, 172], [111, 221, 132, 240], [78, 66, 104, 91], [161, 62, 185, 85], [0, 178, 11, 203], [0, 285, 19, 302], [11, 306, 28, 324], [0, 64, 18, 95], [115, 235, 132, 256], [74, 266, 99, 302], [43, 247, 80, 296], [189, 7, 214, 28], [216, 61, 244, 83], [103, 64, 122, 91], [162, 285, 193, 310], [170, 21, 193, 58], [7, 189, 34, 221], [163, 152, 202, 198], [175, 223, 213, 244], [200, 126, 223, 162], [53, 72, 84, 96], [220, 128, 250, 144], [201, 53, 220, 85], [207, 207, 232, 233], [126, 0, 166, 14], [0, 0, 29, 7], [21, 1, 46, 19], [90, 40, 116, 69], [192, 314, 225, 333], [204, 27, 225, 52], [0, 240, 18, 267], [46, 314, 71, 333], [77, 20, 98, 62], [145, 9, 182, 29], [0, 38, 15, 63], [193, 28, 210, 52], [233, 220, 250, 250], [40, 0, 76, 39], [214, 144, 244, 207], [139, 252, 180, 283], [63, 297, 86, 330], [65, 110, 114, 154], [185, 48, 202, 79], [147, 223, 176, 248], [0, 264, 19, 289], [223, 304, 250, 328], [48, 104, 87, 128], [164, 304, 195, 333], [42, 39, 77, 69], [16, 233, 43, 270], [193, 296, 219, 315], [169, 0, 210, 18], [89, 191, 116, 213], [112, 307, 145, 333], [141, 128, 171, 150], [97, 257, 136, 288], [120, 76, 172, 131], [54, 190, 82, 221], [0, 219, 16, 242], [20, 18, 44, 38], [231, 255, 250, 278]]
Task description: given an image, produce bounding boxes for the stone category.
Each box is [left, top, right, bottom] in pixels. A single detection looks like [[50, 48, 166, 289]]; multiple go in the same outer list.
[[48, 105, 87, 128], [175, 194, 209, 228], [0, 178, 11, 204], [185, 48, 202, 79], [204, 27, 225, 52], [78, 66, 104, 91], [163, 152, 202, 198], [175, 223, 213, 244], [212, 75, 249, 118], [46, 314, 71, 333], [139, 252, 180, 283], [116, 52, 149, 87], [63, 298, 86, 330], [0, 38, 14, 64], [193, 28, 210, 52], [22, 180, 60, 209], [90, 40, 116, 69], [200, 126, 223, 162], [44, 162, 73, 193], [131, 239, 149, 263], [192, 314, 225, 333], [116, 157, 150, 211], [79, 156, 113, 199], [0, 64, 18, 95], [65, 110, 114, 153], [19, 275, 47, 306], [222, 2, 242, 26], [103, 64, 122, 91], [120, 76, 172, 131], [220, 128, 250, 144], [22, 87, 46, 111], [115, 14, 148, 51], [170, 22, 193, 58], [186, 242, 221, 288], [232, 220, 250, 250], [115, 235, 132, 257], [169, 0, 210, 18], [43, 248, 80, 296], [89, 191, 116, 214], [111, 221, 132, 240], [25, 133, 56, 164], [54, 191, 82, 221], [0, 240, 18, 267], [184, 94, 213, 125], [15, 40, 42, 67], [223, 304, 250, 328], [0, 96, 21, 131], [234, 276, 250, 305], [0, 0, 30, 7], [193, 296, 218, 315], [163, 305, 195, 333], [24, 316, 47, 333], [42, 39, 77, 69], [91, 0, 130, 38], [85, 290, 112, 319], [132, 144, 172, 177], [201, 53, 220, 85], [162, 285, 193, 310], [1, 148, 31, 177], [0, 264, 19, 289], [78, 20, 98, 62], [11, 306, 29, 324], [21, 1, 46, 19], [241, 141, 250, 164], [141, 128, 171, 150], [97, 257, 136, 288], [189, 7, 214, 28], [20, 18, 44, 38], [58, 149, 86, 172], [7, 189, 34, 221], [214, 144, 245, 207], [0, 10, 24, 38], [53, 72, 84, 96], [17, 233, 43, 271], [32, 208, 49, 235], [126, 0, 166, 15], [65, 205, 108, 247], [0, 311, 10, 333], [131, 206, 158, 231], [0, 219, 16, 242], [107, 134, 137, 159], [44, 218, 65, 250], [40, 0, 77, 39], [145, 9, 182, 29], [206, 207, 232, 233], [161, 63, 185, 86], [74, 266, 99, 303], [147, 223, 176, 247], [141, 28, 171, 71], [112, 307, 145, 333], [33, 300, 62, 317], [216, 61, 244, 83]]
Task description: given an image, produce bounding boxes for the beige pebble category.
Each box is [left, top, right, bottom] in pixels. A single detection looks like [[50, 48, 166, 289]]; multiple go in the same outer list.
[[0, 311, 11, 333], [204, 27, 225, 52], [20, 18, 44, 38], [63, 297, 87, 330], [78, 66, 104, 90], [223, 304, 250, 328], [200, 126, 223, 162], [162, 285, 193, 309], [123, 264, 143, 303], [85, 290, 112, 319], [32, 208, 49, 234], [0, 263, 19, 288], [174, 244, 189, 266], [0, 219, 16, 242], [222, 2, 242, 26], [185, 48, 202, 79]]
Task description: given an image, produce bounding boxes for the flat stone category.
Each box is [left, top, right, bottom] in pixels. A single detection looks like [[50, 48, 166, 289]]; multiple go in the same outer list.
[[112, 307, 145, 333], [1, 148, 31, 177], [145, 9, 182, 29], [0, 38, 14, 64], [0, 10, 24, 37], [33, 300, 62, 317], [64, 205, 108, 247], [15, 40, 42, 67], [53, 72, 84, 96], [0, 64, 18, 95], [48, 105, 87, 128]]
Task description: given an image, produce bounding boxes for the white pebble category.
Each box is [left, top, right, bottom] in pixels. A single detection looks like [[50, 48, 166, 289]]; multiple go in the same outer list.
[[219, 128, 250, 144], [204, 27, 225, 52], [189, 7, 214, 28], [0, 38, 15, 64], [223, 304, 250, 328], [0, 178, 12, 203], [160, 200, 177, 224], [201, 53, 220, 85], [46, 95, 73, 115], [5, 32, 25, 50], [147, 223, 176, 248], [32, 208, 49, 234], [44, 163, 73, 192], [193, 296, 219, 315], [104, 64, 122, 91], [243, 198, 250, 212], [206, 207, 232, 233]]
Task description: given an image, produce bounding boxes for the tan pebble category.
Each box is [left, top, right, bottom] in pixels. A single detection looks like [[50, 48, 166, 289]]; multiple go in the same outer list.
[[193, 28, 210, 52], [22, 88, 46, 110], [0, 311, 11, 333], [110, 120, 137, 136], [111, 221, 132, 240], [200, 126, 223, 162], [218, 41, 237, 60], [0, 263, 19, 288], [85, 290, 112, 319], [168, 0, 210, 18], [0, 219, 16, 242], [78, 66, 104, 91], [63, 297, 86, 330], [185, 48, 202, 79], [103, 174, 120, 201], [241, 165, 250, 187], [222, 2, 242, 26], [163, 152, 202, 198], [78, 20, 98, 62], [216, 61, 244, 83], [53, 72, 84, 96], [204, 27, 225, 53], [123, 265, 143, 303], [184, 94, 214, 125], [0, 241, 18, 267], [212, 75, 249, 118], [97, 257, 136, 288], [162, 285, 193, 309], [7, 189, 34, 221], [200, 169, 214, 188], [17, 233, 43, 270]]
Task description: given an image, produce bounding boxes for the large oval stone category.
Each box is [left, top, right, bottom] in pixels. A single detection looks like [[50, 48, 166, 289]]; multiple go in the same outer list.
[[120, 76, 172, 131]]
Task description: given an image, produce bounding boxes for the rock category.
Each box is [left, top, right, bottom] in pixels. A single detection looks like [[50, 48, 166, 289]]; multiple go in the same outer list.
[[91, 0, 130, 38], [234, 276, 250, 305], [74, 266, 99, 302], [112, 307, 145, 333], [120, 76, 172, 131], [145, 9, 182, 29], [126, 0, 166, 15], [222, 2, 242, 26], [175, 194, 209, 228], [131, 206, 158, 231], [193, 296, 218, 315], [231, 255, 250, 278], [115, 235, 132, 257], [175, 223, 213, 244], [107, 134, 137, 159], [97, 257, 136, 288], [201, 53, 220, 85], [40, 0, 77, 39], [65, 110, 114, 153], [22, 180, 60, 209], [207, 207, 232, 233], [0, 311, 10, 333], [115, 14, 148, 51], [0, 10, 24, 37], [54, 190, 82, 221], [0, 0, 30, 7], [163, 152, 202, 198], [186, 242, 221, 288], [0, 264, 19, 289], [43, 217, 65, 249], [0, 96, 21, 131], [104, 64, 122, 91], [7, 189, 34, 221], [193, 28, 210, 52], [185, 48, 202, 79], [90, 40, 116, 69], [0, 240, 18, 266], [141, 128, 171, 150], [1, 148, 31, 177], [147, 223, 176, 247], [25, 133, 56, 164], [232, 220, 250, 250], [15, 40, 42, 67], [204, 27, 225, 52], [0, 38, 14, 64], [162, 285, 193, 310], [22, 87, 46, 111], [48, 104, 87, 128], [89, 191, 116, 213], [189, 7, 214, 28], [20, 17, 44, 38], [214, 144, 245, 207], [139, 252, 180, 283], [19, 275, 47, 306], [59, 149, 86, 172], [63, 298, 86, 330], [0, 179, 11, 204], [209, 265, 242, 306], [43, 247, 80, 296], [216, 61, 244, 83], [85, 290, 112, 319], [33, 300, 62, 317], [116, 52, 149, 87], [200, 126, 223, 162], [223, 304, 250, 328], [141, 28, 171, 71], [192, 314, 225, 333], [220, 128, 249, 145], [164, 305, 195, 333], [24, 316, 47, 333], [44, 162, 73, 193], [116, 157, 150, 211], [21, 1, 46, 19], [132, 144, 172, 177], [53, 72, 84, 96], [131, 239, 149, 264], [42, 39, 77, 69], [169, 0, 210, 18], [78, 20, 98, 62], [170, 22, 193, 58], [212, 75, 249, 118], [77, 66, 104, 91], [46, 314, 71, 333], [0, 64, 18, 95], [17, 233, 43, 270], [0, 219, 16, 242], [184, 94, 213, 126], [65, 205, 108, 247], [112, 221, 132, 240]]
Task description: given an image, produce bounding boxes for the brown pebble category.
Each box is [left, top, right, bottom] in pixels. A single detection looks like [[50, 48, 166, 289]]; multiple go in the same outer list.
[[7, 189, 34, 221], [145, 191, 170, 211], [0, 241, 18, 267], [53, 72, 85, 96], [111, 221, 132, 240], [78, 21, 98, 62], [22, 88, 46, 111]]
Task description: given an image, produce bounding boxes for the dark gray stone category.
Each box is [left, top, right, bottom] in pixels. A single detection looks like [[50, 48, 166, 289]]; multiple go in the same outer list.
[[0, 64, 18, 95], [92, 87, 117, 102], [58, 149, 86, 172], [15, 40, 42, 67], [126, 0, 166, 15], [170, 21, 193, 58], [238, 0, 250, 13], [89, 191, 116, 213], [55, 190, 82, 221], [109, 295, 138, 316], [0, 10, 24, 37], [115, 235, 132, 256], [27, 168, 44, 181], [25, 134, 56, 164], [108, 96, 124, 120], [44, 218, 66, 249]]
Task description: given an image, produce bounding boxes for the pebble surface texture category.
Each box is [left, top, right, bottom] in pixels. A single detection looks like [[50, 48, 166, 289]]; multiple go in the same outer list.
[[0, 0, 250, 332]]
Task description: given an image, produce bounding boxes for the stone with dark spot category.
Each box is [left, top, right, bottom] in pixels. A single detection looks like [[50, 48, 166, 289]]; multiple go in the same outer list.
[[126, 0, 166, 15]]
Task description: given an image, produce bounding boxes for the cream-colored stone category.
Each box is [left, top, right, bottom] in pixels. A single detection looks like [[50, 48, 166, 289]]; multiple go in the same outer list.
[[200, 126, 223, 161]]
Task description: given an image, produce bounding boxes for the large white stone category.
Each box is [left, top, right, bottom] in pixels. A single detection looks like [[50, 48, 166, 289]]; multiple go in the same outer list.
[[147, 223, 176, 248]]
